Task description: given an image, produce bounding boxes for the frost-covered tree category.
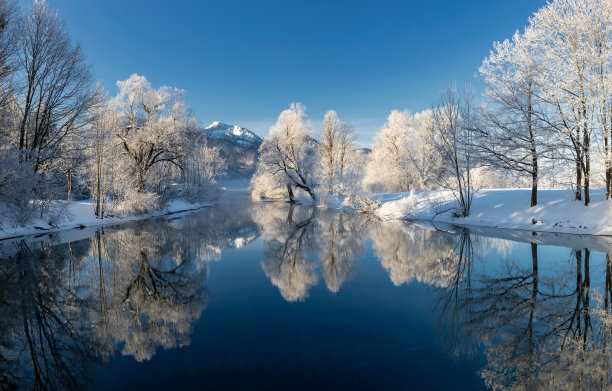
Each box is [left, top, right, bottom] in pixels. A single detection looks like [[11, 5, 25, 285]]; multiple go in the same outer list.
[[0, 0, 14, 114], [364, 110, 412, 193], [88, 90, 122, 218], [0, 0, 90, 226], [478, 29, 550, 207], [112, 74, 194, 194], [527, 0, 604, 205], [364, 109, 439, 193], [318, 110, 358, 194], [251, 103, 318, 204], [185, 141, 226, 185]]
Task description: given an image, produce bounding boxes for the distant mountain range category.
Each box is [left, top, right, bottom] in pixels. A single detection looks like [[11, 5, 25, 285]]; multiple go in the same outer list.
[[202, 122, 263, 178]]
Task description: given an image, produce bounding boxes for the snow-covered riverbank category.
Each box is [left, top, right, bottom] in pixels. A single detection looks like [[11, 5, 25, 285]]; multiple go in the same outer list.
[[374, 188, 612, 236], [0, 199, 208, 241]]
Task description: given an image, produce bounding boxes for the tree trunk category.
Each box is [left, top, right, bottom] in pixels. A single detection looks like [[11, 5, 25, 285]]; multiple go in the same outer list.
[[528, 94, 537, 208], [286, 183, 295, 203], [531, 173, 537, 208], [530, 144, 538, 207], [576, 159, 582, 201], [584, 129, 590, 206], [95, 152, 101, 218], [67, 169, 72, 201], [606, 130, 611, 199], [137, 168, 146, 193], [305, 187, 317, 206], [295, 183, 318, 206]]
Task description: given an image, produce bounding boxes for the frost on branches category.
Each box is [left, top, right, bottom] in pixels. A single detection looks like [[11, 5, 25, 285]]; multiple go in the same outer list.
[[364, 109, 440, 193], [99, 74, 226, 215], [251, 103, 318, 204], [318, 110, 362, 195]]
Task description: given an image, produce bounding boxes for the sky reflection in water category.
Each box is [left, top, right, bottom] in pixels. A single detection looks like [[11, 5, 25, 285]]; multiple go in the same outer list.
[[1, 195, 611, 390]]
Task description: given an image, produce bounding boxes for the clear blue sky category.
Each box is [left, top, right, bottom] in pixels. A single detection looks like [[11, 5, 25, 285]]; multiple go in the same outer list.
[[35, 0, 546, 145]]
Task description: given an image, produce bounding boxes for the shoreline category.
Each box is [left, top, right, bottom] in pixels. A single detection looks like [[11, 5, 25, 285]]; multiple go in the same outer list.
[[0, 201, 209, 242], [374, 188, 612, 237]]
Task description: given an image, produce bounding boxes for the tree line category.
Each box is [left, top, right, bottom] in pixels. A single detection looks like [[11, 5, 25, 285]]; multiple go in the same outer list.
[[253, 0, 612, 217], [0, 0, 225, 229]]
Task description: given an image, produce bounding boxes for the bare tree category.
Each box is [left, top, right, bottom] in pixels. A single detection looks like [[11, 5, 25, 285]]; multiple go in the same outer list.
[[88, 89, 121, 218], [0, 0, 15, 119], [430, 84, 478, 217], [478, 30, 551, 207], [528, 0, 604, 205], [14, 0, 95, 176]]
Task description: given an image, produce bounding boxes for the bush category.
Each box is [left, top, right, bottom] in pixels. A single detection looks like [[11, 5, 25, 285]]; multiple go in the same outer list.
[[0, 148, 51, 227], [113, 189, 160, 216]]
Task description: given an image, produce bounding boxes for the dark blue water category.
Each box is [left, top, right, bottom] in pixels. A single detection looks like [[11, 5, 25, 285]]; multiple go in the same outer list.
[[1, 193, 611, 390]]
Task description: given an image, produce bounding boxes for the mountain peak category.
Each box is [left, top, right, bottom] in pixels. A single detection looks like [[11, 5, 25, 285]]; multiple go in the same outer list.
[[203, 122, 263, 147], [205, 121, 229, 129]]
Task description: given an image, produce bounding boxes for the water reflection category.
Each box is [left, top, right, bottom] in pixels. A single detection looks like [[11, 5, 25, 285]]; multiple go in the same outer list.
[[255, 207, 612, 389], [0, 238, 98, 390], [0, 204, 255, 389], [423, 229, 612, 389], [3, 200, 612, 389], [255, 204, 368, 301]]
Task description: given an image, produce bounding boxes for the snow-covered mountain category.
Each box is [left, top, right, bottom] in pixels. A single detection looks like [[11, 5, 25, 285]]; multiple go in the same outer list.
[[202, 122, 263, 178], [204, 122, 263, 147]]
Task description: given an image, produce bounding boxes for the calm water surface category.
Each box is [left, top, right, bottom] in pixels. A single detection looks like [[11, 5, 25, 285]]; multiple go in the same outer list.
[[1, 191, 611, 390]]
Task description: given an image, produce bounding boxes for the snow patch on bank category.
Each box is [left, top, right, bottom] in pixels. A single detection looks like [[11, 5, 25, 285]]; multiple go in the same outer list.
[[0, 199, 209, 241], [373, 188, 612, 236]]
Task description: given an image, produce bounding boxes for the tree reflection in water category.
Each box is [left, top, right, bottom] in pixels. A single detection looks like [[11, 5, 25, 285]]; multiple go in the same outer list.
[[0, 237, 100, 390], [87, 223, 209, 362], [254, 203, 368, 301], [418, 227, 612, 390], [0, 213, 231, 389], [5, 205, 612, 389]]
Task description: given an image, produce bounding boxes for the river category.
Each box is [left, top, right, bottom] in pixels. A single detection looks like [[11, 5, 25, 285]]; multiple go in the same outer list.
[[1, 191, 610, 390]]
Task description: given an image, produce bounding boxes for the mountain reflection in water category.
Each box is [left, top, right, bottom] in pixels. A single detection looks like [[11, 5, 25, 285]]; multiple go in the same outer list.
[[2, 197, 612, 390]]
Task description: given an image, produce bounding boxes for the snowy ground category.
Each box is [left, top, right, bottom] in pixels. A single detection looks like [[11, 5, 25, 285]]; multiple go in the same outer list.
[[0, 199, 208, 241], [373, 188, 612, 236]]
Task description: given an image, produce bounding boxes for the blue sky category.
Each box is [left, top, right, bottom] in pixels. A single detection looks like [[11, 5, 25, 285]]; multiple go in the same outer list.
[[35, 0, 546, 145]]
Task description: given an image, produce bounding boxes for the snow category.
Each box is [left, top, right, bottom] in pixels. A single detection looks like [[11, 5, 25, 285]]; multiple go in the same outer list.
[[0, 199, 209, 241], [204, 122, 262, 146], [373, 188, 612, 236]]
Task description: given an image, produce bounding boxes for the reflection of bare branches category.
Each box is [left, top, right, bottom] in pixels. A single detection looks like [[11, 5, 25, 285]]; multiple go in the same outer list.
[[0, 208, 242, 388], [427, 228, 476, 358], [421, 229, 612, 390], [0, 239, 98, 390]]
